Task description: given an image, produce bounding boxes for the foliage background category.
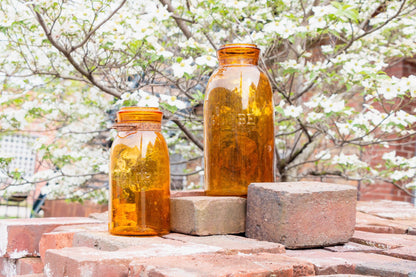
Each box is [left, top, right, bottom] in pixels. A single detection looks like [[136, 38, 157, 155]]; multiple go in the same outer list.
[[1, 0, 416, 202]]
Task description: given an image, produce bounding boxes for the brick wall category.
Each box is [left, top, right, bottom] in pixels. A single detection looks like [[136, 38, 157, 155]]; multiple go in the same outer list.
[[360, 58, 416, 203]]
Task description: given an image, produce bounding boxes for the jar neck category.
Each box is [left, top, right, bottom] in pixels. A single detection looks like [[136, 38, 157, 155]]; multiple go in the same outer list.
[[113, 107, 162, 131], [217, 43, 260, 66]]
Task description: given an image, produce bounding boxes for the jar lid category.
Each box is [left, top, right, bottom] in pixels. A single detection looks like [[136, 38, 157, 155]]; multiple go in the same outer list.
[[117, 107, 163, 123]]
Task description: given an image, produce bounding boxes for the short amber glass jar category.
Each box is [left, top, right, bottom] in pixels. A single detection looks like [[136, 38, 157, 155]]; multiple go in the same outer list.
[[109, 107, 170, 236], [204, 43, 275, 196]]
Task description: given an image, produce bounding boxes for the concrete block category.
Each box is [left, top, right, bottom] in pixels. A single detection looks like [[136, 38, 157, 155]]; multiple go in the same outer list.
[[246, 182, 357, 248], [170, 196, 246, 235]]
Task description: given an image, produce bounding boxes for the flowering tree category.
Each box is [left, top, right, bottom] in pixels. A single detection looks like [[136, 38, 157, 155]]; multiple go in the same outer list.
[[1, 0, 416, 201]]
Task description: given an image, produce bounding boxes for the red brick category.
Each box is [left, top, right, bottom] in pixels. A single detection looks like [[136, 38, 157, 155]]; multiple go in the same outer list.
[[39, 223, 107, 262], [246, 182, 357, 248], [128, 253, 314, 277], [285, 249, 355, 275], [286, 249, 416, 276], [163, 233, 286, 254], [357, 200, 416, 220], [170, 196, 246, 235], [355, 211, 409, 234], [72, 231, 168, 251], [15, 274, 43, 277], [170, 189, 205, 198], [385, 245, 416, 261], [0, 218, 102, 258], [324, 242, 383, 254], [44, 240, 223, 276], [16, 258, 43, 275], [317, 275, 377, 277], [351, 230, 416, 250], [88, 211, 108, 222], [0, 257, 16, 277]]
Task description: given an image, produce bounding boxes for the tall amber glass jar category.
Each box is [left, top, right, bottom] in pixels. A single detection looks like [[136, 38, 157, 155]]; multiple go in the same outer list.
[[204, 43, 275, 196], [109, 107, 170, 236]]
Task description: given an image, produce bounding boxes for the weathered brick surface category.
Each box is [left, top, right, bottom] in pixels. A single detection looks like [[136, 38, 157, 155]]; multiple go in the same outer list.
[[0, 217, 102, 258], [170, 196, 246, 235], [88, 211, 108, 222], [352, 230, 416, 261], [39, 223, 106, 263], [73, 231, 169, 251], [2, 198, 416, 277], [357, 200, 416, 220], [246, 182, 357, 248], [163, 233, 286, 254], [0, 257, 16, 277], [16, 258, 43, 275], [355, 211, 410, 234], [317, 275, 377, 277], [286, 249, 416, 276], [324, 241, 383, 254], [351, 230, 416, 250], [128, 253, 314, 277], [170, 189, 205, 198], [44, 241, 223, 277]]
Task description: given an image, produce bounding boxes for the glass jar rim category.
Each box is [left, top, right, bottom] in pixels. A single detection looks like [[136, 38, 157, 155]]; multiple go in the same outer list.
[[218, 43, 259, 51], [117, 106, 162, 123]]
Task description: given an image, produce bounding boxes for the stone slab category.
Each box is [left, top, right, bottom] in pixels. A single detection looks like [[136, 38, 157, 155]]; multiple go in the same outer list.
[[246, 182, 357, 248], [0, 217, 102, 258], [170, 196, 246, 235], [128, 253, 314, 277], [163, 233, 286, 254]]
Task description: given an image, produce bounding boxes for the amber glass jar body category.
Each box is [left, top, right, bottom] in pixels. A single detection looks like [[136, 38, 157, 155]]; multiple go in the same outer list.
[[204, 44, 275, 196], [109, 107, 170, 236]]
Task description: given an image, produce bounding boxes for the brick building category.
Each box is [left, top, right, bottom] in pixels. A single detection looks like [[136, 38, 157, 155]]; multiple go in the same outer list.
[[359, 58, 416, 203]]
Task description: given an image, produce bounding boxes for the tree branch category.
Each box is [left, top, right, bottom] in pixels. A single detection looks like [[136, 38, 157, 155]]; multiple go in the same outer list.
[[71, 0, 127, 52], [33, 8, 122, 98], [171, 118, 204, 150], [159, 0, 192, 39]]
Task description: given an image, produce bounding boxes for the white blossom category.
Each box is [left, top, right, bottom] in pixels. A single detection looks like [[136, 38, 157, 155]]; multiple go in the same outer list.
[[284, 105, 303, 118], [172, 58, 195, 78], [160, 94, 187, 110], [195, 55, 217, 67]]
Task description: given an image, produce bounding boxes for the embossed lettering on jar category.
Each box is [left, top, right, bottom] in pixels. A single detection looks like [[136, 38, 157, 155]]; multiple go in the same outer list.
[[109, 107, 170, 236], [204, 43, 275, 196]]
